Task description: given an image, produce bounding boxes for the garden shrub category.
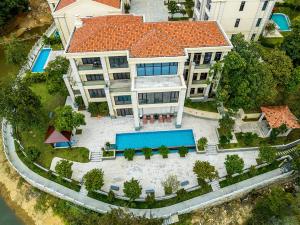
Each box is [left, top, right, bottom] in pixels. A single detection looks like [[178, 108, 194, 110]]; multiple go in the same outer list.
[[145, 193, 156, 207], [88, 102, 109, 117], [75, 96, 85, 110], [259, 145, 277, 163], [162, 175, 180, 195], [25, 146, 41, 162], [142, 147, 152, 159], [243, 132, 259, 146], [107, 190, 115, 203], [55, 160, 73, 179], [159, 145, 169, 158], [218, 114, 235, 147], [260, 36, 284, 48], [23, 71, 46, 84], [224, 154, 244, 176], [123, 178, 142, 201], [124, 149, 135, 161], [176, 188, 187, 201], [83, 169, 104, 192], [197, 137, 208, 151], [178, 146, 188, 157]]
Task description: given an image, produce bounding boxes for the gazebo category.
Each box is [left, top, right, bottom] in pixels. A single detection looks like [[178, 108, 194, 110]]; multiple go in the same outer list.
[[258, 106, 300, 137], [44, 126, 73, 148]]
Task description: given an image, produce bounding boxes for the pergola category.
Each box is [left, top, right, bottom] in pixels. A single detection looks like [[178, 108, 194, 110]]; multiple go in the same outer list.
[[44, 126, 72, 148], [259, 106, 300, 137]]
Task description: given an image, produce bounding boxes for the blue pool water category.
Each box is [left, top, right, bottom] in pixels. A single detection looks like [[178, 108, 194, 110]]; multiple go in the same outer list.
[[115, 129, 196, 151], [31, 48, 51, 72], [271, 13, 291, 31]]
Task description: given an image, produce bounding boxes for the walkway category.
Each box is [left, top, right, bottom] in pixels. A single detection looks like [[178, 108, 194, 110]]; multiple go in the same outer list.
[[2, 121, 293, 218]]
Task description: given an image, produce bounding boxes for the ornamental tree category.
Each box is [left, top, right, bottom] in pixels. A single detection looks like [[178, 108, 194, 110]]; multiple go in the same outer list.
[[159, 145, 169, 158], [258, 146, 277, 163], [224, 154, 244, 176], [54, 105, 85, 131], [161, 174, 180, 195], [55, 160, 73, 179], [193, 160, 218, 183], [168, 0, 179, 18], [124, 148, 135, 161], [123, 178, 142, 201], [44, 56, 69, 95], [4, 37, 27, 65], [83, 169, 104, 192]]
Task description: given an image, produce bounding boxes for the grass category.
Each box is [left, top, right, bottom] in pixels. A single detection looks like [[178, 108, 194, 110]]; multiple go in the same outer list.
[[220, 129, 300, 149], [220, 160, 281, 188], [88, 185, 212, 209], [260, 36, 284, 48], [184, 99, 218, 112], [19, 83, 89, 168]]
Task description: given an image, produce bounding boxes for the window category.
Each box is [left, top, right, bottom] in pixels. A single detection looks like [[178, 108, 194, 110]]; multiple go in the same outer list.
[[82, 57, 101, 67], [185, 53, 191, 65], [193, 73, 198, 80], [184, 69, 189, 80], [200, 73, 208, 80], [109, 56, 128, 68], [136, 63, 178, 76], [239, 1, 245, 11], [86, 74, 104, 81], [214, 52, 222, 61], [193, 53, 202, 65], [197, 88, 204, 94], [88, 89, 105, 98], [234, 19, 240, 28], [117, 108, 133, 116], [190, 88, 195, 95], [251, 34, 256, 41], [203, 52, 212, 64], [204, 13, 209, 20], [256, 18, 262, 27], [113, 73, 130, 80], [138, 92, 179, 104], [262, 1, 268, 11], [114, 95, 132, 105]]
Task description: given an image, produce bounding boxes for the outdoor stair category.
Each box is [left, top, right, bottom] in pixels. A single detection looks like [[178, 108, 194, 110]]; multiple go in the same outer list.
[[90, 151, 102, 162], [211, 179, 221, 191], [277, 147, 297, 157], [206, 144, 218, 155], [162, 214, 179, 225]]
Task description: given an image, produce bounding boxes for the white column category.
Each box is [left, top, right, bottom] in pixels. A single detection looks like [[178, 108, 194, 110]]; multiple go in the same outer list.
[[204, 84, 211, 99], [258, 113, 265, 122], [266, 128, 272, 137], [186, 62, 195, 98], [100, 57, 110, 85], [176, 88, 187, 128], [63, 74, 75, 102], [131, 91, 140, 130], [69, 58, 89, 107], [285, 128, 293, 136], [104, 88, 115, 117]]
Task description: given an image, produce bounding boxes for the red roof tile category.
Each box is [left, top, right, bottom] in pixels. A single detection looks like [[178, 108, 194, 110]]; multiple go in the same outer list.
[[55, 0, 120, 11], [67, 15, 230, 58], [44, 126, 72, 144], [261, 106, 300, 129]]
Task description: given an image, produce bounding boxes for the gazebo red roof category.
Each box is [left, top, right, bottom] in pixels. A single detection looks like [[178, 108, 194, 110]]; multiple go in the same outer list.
[[44, 126, 72, 144], [261, 106, 300, 129]]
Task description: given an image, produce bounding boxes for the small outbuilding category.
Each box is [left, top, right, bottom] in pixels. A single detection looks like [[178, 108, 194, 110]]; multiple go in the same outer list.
[[259, 106, 300, 137], [44, 126, 73, 148]]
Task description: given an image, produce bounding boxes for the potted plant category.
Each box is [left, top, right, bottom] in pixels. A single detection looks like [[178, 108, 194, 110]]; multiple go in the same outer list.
[[178, 146, 188, 157], [197, 137, 208, 151], [142, 147, 153, 160], [159, 145, 169, 158]]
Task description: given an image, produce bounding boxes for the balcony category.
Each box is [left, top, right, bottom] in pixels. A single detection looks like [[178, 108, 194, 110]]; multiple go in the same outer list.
[[192, 80, 208, 85], [194, 64, 211, 70], [78, 64, 102, 71], [83, 80, 106, 86], [110, 80, 131, 92], [134, 76, 183, 90]]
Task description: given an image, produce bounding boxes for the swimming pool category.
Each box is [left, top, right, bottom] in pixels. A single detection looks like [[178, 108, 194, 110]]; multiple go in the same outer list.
[[31, 48, 51, 72], [115, 129, 196, 151], [271, 13, 291, 31]]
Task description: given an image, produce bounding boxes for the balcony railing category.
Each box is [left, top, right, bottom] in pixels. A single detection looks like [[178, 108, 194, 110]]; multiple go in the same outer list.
[[83, 80, 106, 86], [192, 80, 208, 85], [78, 64, 102, 71], [194, 64, 211, 70]]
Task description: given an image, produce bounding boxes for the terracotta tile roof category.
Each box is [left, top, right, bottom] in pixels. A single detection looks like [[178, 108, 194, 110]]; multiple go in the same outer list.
[[44, 126, 72, 144], [55, 0, 120, 11], [67, 15, 230, 58], [261, 106, 300, 129]]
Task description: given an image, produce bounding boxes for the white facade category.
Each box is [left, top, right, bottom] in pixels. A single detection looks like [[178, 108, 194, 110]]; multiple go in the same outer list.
[[194, 0, 276, 41]]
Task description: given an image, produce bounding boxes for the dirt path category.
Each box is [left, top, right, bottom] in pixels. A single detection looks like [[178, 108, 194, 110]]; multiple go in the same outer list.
[[0, 132, 64, 225]]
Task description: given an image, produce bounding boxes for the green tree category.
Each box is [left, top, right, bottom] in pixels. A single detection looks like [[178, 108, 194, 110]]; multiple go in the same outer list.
[[142, 147, 152, 159], [161, 174, 180, 195], [193, 160, 218, 184], [218, 33, 277, 110], [168, 1, 179, 18], [123, 178, 142, 201], [258, 146, 277, 163], [44, 56, 69, 95], [287, 0, 300, 10], [83, 169, 104, 192], [54, 105, 85, 131], [224, 154, 244, 176], [55, 160, 73, 179], [25, 146, 41, 162], [4, 37, 27, 65], [0, 79, 42, 129], [282, 17, 300, 66], [158, 145, 169, 158], [184, 0, 194, 17], [124, 149, 135, 161], [0, 0, 28, 28]]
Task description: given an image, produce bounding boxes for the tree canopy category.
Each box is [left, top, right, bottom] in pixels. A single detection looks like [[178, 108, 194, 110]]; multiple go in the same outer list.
[[258, 146, 277, 163], [123, 178, 142, 201], [83, 169, 104, 192], [224, 154, 244, 176], [54, 105, 85, 131], [55, 160, 73, 179], [4, 37, 27, 65], [0, 0, 28, 28], [193, 160, 218, 182]]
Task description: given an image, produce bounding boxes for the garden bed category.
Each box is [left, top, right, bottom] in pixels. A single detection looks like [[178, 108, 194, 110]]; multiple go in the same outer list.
[[184, 99, 218, 112], [88, 185, 212, 209]]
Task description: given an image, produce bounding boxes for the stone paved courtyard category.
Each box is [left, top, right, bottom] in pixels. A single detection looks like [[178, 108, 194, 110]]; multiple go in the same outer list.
[[51, 150, 258, 197]]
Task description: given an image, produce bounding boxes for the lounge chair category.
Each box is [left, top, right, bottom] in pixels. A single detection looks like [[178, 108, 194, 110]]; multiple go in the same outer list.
[[159, 115, 163, 123], [143, 115, 148, 124], [180, 180, 189, 187], [150, 114, 155, 124], [166, 114, 171, 122], [110, 185, 120, 191]]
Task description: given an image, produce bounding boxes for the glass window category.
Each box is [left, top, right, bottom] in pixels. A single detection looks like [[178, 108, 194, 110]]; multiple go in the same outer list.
[[214, 52, 222, 61], [113, 73, 130, 80], [170, 62, 178, 74], [200, 73, 208, 80], [197, 88, 204, 94], [86, 74, 104, 81], [109, 56, 128, 68], [114, 95, 132, 105], [256, 18, 262, 27], [239, 1, 245, 11], [193, 73, 198, 80], [82, 58, 101, 67], [235, 19, 240, 28], [203, 52, 212, 64], [136, 63, 178, 76], [138, 92, 179, 104], [190, 88, 195, 95], [193, 53, 202, 65], [262, 1, 268, 11], [161, 63, 170, 75], [117, 108, 133, 116], [88, 89, 105, 98], [184, 69, 188, 80]]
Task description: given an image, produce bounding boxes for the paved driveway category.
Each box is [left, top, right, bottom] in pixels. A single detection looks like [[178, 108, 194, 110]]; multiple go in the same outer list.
[[130, 0, 168, 22]]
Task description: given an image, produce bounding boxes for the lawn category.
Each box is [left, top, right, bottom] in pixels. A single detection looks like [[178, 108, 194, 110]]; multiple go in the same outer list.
[[19, 83, 89, 168], [184, 99, 218, 112]]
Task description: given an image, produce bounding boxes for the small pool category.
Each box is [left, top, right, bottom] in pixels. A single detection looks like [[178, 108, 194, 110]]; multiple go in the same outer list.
[[115, 129, 196, 151], [271, 13, 291, 31], [31, 48, 51, 72]]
